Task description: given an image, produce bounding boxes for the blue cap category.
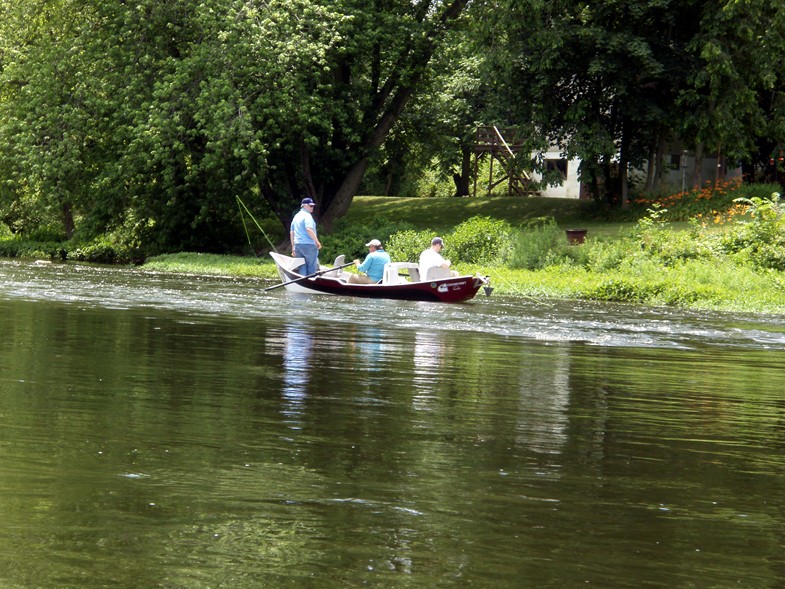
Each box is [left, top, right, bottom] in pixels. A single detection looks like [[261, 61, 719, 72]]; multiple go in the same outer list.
[[301, 197, 316, 207]]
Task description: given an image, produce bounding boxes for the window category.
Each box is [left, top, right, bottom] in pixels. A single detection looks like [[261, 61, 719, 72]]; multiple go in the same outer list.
[[545, 158, 568, 180]]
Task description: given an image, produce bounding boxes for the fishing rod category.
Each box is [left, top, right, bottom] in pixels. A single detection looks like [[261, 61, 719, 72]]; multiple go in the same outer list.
[[491, 272, 550, 304], [236, 195, 279, 255]]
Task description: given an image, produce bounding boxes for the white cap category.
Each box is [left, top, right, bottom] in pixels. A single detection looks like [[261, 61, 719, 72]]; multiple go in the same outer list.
[[365, 239, 382, 247]]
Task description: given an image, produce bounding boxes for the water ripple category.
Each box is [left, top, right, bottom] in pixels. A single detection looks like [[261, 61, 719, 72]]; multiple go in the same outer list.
[[2, 260, 783, 350]]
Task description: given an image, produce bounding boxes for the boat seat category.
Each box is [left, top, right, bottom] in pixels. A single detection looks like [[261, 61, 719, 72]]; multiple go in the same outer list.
[[321, 255, 346, 278], [382, 262, 420, 285], [407, 267, 421, 282], [285, 256, 306, 272], [425, 266, 453, 281]]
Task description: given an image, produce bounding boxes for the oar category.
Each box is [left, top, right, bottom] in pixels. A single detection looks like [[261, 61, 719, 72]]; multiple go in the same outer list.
[[264, 261, 355, 292]]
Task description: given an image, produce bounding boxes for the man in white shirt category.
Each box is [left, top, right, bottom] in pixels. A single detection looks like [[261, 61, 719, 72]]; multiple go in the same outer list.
[[419, 237, 458, 280]]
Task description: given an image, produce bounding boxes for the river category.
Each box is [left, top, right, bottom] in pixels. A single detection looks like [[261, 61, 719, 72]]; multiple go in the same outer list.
[[1, 259, 784, 588]]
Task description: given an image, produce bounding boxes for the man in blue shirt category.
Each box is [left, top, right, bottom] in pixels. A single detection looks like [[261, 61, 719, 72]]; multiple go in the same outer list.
[[349, 239, 391, 284], [290, 197, 322, 275]]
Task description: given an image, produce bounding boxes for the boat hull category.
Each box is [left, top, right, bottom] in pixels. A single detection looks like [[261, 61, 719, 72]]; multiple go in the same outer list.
[[270, 253, 488, 303]]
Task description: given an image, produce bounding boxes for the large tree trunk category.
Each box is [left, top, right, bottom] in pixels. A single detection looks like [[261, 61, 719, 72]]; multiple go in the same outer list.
[[644, 142, 656, 192], [321, 158, 370, 233], [317, 0, 470, 231], [619, 122, 630, 209], [692, 142, 704, 188], [620, 160, 629, 209], [452, 146, 472, 197], [62, 200, 75, 240], [655, 132, 668, 190]]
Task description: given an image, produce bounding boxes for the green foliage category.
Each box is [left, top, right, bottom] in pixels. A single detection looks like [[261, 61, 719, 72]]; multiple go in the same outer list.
[[413, 164, 457, 199], [719, 192, 785, 270], [447, 216, 514, 265], [0, 0, 470, 253], [66, 241, 130, 265], [628, 205, 711, 266], [0, 237, 66, 260], [509, 217, 588, 270], [144, 252, 275, 278], [584, 278, 663, 304], [386, 229, 437, 264], [379, 216, 516, 265], [320, 217, 417, 263]]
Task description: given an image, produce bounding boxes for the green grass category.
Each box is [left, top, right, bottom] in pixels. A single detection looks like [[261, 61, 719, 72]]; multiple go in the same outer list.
[[143, 252, 278, 279], [136, 195, 785, 315], [344, 195, 612, 232]]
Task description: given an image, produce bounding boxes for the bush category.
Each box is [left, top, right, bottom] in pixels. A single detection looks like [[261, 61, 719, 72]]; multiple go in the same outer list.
[[0, 237, 66, 260], [447, 216, 514, 265], [584, 277, 664, 303], [67, 241, 124, 264], [509, 217, 588, 270], [718, 192, 785, 270], [584, 237, 631, 272], [321, 216, 417, 262], [386, 229, 437, 263]]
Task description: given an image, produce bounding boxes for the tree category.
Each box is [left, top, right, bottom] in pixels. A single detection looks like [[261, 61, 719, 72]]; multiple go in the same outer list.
[[679, 0, 785, 188], [0, 0, 471, 252], [477, 0, 709, 206]]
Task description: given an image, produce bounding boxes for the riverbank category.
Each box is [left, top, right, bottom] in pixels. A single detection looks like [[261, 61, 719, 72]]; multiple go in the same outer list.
[[140, 250, 785, 315], [4, 186, 784, 315], [142, 187, 785, 315]]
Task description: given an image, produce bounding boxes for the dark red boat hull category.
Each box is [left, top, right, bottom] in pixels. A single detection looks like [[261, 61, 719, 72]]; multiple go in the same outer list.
[[271, 255, 488, 303]]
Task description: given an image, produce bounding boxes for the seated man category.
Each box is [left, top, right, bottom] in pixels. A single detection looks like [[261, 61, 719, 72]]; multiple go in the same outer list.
[[349, 239, 391, 284], [419, 236, 459, 280]]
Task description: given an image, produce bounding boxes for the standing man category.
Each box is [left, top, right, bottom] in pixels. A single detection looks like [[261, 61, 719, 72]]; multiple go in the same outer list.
[[349, 239, 391, 284], [290, 197, 322, 275]]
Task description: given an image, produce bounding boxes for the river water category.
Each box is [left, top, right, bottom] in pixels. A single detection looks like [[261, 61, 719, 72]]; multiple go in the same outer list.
[[1, 259, 785, 589]]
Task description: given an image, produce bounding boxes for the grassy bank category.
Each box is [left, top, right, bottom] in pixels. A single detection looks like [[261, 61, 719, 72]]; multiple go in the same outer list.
[[5, 185, 784, 315], [142, 252, 785, 314], [141, 189, 785, 315]]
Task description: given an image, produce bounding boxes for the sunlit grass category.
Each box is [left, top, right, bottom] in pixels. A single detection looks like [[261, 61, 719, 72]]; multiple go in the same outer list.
[[143, 252, 278, 279], [462, 259, 785, 314], [138, 191, 785, 315]]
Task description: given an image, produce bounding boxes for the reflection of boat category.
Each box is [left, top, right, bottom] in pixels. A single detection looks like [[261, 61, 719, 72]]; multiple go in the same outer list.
[[270, 252, 492, 303]]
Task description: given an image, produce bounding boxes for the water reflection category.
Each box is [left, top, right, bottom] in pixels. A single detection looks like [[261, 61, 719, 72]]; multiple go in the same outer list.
[[514, 346, 571, 456], [412, 330, 445, 410], [4, 262, 785, 588], [280, 323, 313, 423]]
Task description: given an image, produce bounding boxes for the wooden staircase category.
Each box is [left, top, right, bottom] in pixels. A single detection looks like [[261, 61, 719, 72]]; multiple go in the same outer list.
[[473, 126, 535, 196]]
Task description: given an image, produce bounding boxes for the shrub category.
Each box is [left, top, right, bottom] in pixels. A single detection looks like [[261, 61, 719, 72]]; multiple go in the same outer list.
[[386, 229, 436, 263], [0, 237, 66, 260], [584, 237, 631, 272], [322, 216, 417, 262], [447, 216, 514, 265], [584, 277, 664, 303], [67, 241, 125, 265], [719, 192, 785, 270], [509, 217, 587, 270]]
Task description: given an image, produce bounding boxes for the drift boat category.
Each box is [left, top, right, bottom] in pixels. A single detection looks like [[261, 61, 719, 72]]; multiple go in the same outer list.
[[269, 252, 492, 303]]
